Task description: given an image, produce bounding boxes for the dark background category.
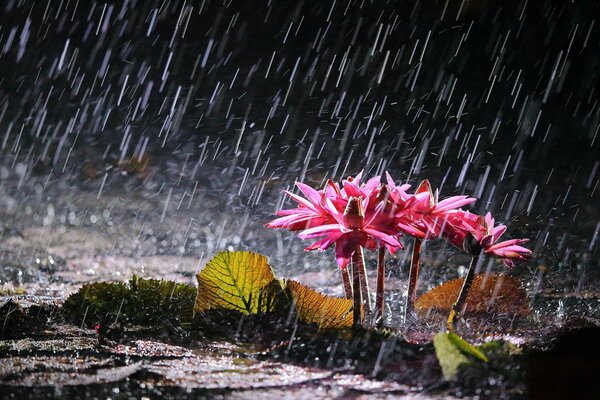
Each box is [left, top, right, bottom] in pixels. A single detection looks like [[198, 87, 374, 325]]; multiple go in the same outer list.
[[0, 0, 598, 296]]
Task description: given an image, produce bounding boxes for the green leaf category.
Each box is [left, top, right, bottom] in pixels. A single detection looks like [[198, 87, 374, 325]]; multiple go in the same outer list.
[[195, 251, 284, 315], [447, 332, 489, 362], [62, 276, 196, 326], [433, 332, 488, 381], [286, 280, 355, 329]]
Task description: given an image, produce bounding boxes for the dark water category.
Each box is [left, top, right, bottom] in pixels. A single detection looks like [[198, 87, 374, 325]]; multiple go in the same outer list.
[[0, 0, 599, 327]]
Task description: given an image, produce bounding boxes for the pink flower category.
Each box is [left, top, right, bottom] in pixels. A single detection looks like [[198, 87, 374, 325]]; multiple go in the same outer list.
[[266, 172, 380, 232], [445, 212, 531, 267], [266, 173, 404, 270], [391, 178, 477, 240], [440, 209, 482, 248], [298, 195, 402, 269]]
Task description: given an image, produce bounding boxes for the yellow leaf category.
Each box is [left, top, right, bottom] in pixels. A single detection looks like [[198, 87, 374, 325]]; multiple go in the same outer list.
[[415, 274, 530, 317], [286, 280, 355, 329], [195, 251, 281, 314]]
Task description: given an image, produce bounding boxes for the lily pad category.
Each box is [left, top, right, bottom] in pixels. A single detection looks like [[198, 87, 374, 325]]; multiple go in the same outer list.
[[62, 276, 196, 326], [195, 251, 285, 315], [415, 274, 530, 317], [433, 332, 487, 381], [285, 280, 355, 329]]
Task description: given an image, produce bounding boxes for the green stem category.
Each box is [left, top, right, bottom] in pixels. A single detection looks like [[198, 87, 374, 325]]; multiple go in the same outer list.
[[375, 247, 385, 326], [405, 237, 422, 322], [447, 254, 479, 331]]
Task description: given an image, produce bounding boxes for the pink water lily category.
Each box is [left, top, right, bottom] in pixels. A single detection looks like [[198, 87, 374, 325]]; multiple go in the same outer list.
[[443, 212, 531, 267], [298, 195, 401, 269], [473, 213, 531, 266], [401, 179, 477, 240], [266, 173, 403, 269]]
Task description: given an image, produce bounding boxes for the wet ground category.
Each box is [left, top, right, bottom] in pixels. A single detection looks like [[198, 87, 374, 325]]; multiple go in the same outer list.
[[1, 168, 600, 399]]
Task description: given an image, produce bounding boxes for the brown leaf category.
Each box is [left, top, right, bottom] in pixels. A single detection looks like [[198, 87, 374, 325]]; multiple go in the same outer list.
[[114, 154, 151, 177], [415, 274, 530, 317], [286, 280, 355, 329]]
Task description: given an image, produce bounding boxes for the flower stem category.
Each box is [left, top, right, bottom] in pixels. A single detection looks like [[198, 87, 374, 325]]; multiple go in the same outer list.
[[351, 253, 363, 326], [447, 254, 479, 331], [341, 267, 353, 299], [375, 247, 385, 326], [354, 246, 371, 313], [405, 237, 422, 322]]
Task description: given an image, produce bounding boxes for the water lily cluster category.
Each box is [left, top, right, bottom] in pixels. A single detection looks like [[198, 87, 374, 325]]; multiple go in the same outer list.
[[266, 172, 531, 328]]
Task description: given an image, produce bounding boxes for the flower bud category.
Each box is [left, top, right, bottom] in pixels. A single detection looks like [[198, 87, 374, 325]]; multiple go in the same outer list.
[[343, 197, 364, 229], [376, 184, 388, 203], [462, 232, 482, 256]]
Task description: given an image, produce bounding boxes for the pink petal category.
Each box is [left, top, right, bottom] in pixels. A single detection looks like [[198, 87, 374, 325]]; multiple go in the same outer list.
[[385, 171, 395, 186], [361, 176, 381, 195], [349, 170, 363, 184], [491, 224, 507, 243], [305, 231, 345, 251], [342, 180, 364, 198], [488, 244, 532, 255], [295, 182, 323, 207], [364, 200, 386, 226], [276, 208, 310, 216], [396, 220, 426, 238], [484, 212, 495, 233], [363, 228, 401, 248], [435, 196, 477, 213], [488, 238, 529, 250], [324, 197, 346, 226], [297, 223, 342, 239], [284, 191, 318, 212], [336, 253, 351, 269], [480, 234, 494, 249], [265, 214, 311, 228], [325, 179, 342, 199]]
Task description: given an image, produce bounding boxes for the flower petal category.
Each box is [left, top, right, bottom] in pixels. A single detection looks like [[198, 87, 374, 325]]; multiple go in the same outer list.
[[324, 197, 346, 226], [297, 223, 342, 239], [284, 191, 318, 212], [342, 179, 364, 198], [295, 181, 324, 207], [304, 231, 345, 251], [435, 196, 477, 213], [363, 228, 401, 248]]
